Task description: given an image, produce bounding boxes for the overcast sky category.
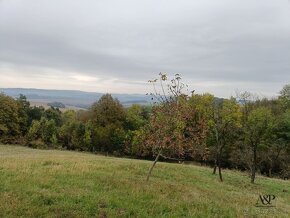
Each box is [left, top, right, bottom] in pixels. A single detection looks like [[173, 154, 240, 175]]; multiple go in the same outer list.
[[0, 0, 290, 97]]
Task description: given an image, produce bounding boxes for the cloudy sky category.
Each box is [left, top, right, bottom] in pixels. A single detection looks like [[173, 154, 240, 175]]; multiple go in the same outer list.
[[0, 0, 290, 97]]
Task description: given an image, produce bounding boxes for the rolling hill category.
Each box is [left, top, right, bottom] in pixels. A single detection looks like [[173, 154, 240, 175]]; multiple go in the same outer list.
[[0, 88, 151, 109], [0, 144, 289, 217]]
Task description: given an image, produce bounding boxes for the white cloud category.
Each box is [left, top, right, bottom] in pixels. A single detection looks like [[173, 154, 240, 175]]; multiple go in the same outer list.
[[70, 74, 99, 82]]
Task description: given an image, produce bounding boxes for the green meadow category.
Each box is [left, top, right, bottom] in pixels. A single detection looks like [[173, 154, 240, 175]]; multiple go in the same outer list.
[[0, 144, 289, 218]]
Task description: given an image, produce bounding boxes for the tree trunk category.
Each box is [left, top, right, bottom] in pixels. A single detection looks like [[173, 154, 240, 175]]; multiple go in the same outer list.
[[213, 155, 223, 182], [213, 165, 217, 174], [218, 165, 223, 182], [213, 143, 224, 182], [251, 146, 257, 184], [213, 159, 217, 174], [217, 150, 223, 182], [146, 150, 162, 182], [269, 168, 272, 178], [213, 126, 219, 176]]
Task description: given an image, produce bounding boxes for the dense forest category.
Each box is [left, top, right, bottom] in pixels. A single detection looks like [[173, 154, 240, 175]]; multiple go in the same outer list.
[[1, 74, 289, 183]]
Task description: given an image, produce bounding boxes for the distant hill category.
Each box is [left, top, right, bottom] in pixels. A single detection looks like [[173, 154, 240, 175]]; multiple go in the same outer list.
[[0, 88, 151, 109]]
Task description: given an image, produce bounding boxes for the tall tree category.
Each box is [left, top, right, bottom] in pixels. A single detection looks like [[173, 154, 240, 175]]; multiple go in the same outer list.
[[44, 107, 62, 126], [16, 94, 30, 135], [0, 93, 20, 142], [91, 94, 126, 152], [278, 84, 290, 110], [59, 110, 77, 150]]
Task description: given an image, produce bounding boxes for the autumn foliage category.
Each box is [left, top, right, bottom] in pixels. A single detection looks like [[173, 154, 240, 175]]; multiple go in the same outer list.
[[0, 76, 289, 183]]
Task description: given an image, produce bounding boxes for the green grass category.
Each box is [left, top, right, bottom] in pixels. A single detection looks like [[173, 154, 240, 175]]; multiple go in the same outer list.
[[0, 144, 289, 218]]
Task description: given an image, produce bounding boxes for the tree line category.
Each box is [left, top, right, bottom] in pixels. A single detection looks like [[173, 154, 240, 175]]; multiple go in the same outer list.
[[0, 74, 289, 183]]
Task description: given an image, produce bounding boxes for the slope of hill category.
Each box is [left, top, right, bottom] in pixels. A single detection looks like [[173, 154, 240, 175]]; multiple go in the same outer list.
[[0, 144, 289, 217], [0, 88, 151, 109]]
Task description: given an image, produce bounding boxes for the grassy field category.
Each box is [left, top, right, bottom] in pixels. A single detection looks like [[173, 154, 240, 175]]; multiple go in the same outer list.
[[0, 144, 289, 218]]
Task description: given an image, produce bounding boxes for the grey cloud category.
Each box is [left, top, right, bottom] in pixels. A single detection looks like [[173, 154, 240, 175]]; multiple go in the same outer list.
[[0, 0, 290, 96]]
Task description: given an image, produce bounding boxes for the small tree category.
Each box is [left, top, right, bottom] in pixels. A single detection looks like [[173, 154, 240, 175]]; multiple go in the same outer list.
[[26, 117, 58, 148], [244, 107, 274, 183], [265, 110, 290, 177], [190, 94, 242, 181], [139, 73, 206, 181], [210, 98, 241, 182]]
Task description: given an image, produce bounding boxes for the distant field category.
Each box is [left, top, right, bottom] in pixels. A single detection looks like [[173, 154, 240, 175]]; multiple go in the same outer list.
[[29, 101, 85, 111], [0, 144, 289, 217]]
